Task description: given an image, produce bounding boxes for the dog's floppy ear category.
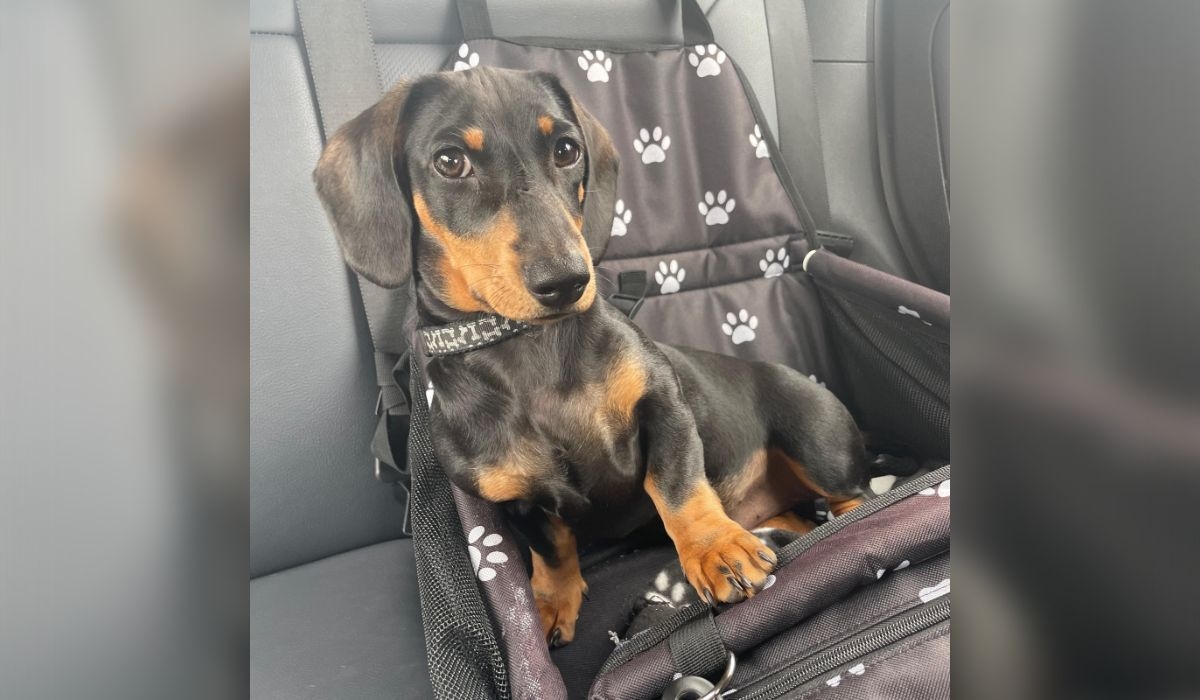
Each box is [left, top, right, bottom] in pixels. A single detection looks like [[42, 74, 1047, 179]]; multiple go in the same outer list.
[[572, 97, 620, 262], [313, 82, 416, 289], [538, 77, 619, 263]]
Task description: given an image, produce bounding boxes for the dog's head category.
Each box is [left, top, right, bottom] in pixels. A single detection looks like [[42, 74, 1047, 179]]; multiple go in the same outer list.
[[314, 67, 618, 323]]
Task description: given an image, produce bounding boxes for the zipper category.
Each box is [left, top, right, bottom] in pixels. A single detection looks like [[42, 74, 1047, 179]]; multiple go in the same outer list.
[[730, 598, 951, 700]]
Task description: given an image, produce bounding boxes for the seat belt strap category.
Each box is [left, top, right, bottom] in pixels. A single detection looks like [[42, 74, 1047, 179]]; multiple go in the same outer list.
[[455, 0, 494, 41], [764, 0, 832, 231], [296, 0, 413, 518], [681, 0, 716, 45]]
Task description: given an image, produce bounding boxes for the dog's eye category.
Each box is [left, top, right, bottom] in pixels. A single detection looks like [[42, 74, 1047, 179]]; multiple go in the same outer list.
[[433, 148, 473, 179], [553, 137, 582, 168]]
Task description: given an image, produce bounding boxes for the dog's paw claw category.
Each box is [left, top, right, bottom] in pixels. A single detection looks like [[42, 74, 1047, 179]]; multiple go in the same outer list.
[[682, 525, 776, 604], [534, 575, 587, 648]]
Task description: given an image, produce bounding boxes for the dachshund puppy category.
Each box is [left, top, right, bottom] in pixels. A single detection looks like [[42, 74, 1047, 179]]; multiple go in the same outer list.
[[316, 67, 897, 647]]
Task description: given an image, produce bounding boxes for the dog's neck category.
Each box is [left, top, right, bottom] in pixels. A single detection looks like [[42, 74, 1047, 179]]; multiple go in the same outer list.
[[415, 282, 554, 358], [415, 279, 603, 360], [415, 281, 475, 326]]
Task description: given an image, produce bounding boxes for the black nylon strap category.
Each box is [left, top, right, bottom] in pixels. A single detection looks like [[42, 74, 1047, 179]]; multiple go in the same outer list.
[[455, 0, 494, 40], [608, 269, 648, 319], [682, 0, 716, 45], [764, 0, 832, 229], [669, 611, 727, 679]]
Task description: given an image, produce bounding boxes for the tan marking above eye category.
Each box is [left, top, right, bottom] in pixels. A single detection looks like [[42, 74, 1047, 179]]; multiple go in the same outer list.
[[538, 115, 555, 136], [463, 127, 485, 151]]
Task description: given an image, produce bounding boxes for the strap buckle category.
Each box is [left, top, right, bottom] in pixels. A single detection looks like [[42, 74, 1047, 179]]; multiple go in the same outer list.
[[661, 652, 736, 700], [373, 391, 403, 483], [608, 269, 648, 319], [372, 394, 413, 536]]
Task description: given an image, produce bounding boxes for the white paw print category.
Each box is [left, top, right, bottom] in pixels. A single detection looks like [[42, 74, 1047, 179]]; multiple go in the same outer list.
[[467, 525, 508, 582], [655, 260, 685, 294], [688, 43, 727, 77], [426, 381, 435, 407], [875, 559, 911, 579], [826, 675, 842, 688], [650, 569, 689, 605], [721, 309, 758, 345], [748, 124, 770, 159], [611, 199, 632, 237], [633, 126, 671, 164], [848, 664, 866, 676], [807, 373, 826, 388], [919, 578, 950, 603], [577, 49, 613, 82], [698, 190, 736, 225], [919, 479, 950, 498], [759, 247, 789, 278], [453, 44, 479, 71]]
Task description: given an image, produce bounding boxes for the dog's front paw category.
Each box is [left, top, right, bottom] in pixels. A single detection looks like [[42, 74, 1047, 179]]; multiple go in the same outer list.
[[533, 574, 588, 647], [679, 524, 777, 605]]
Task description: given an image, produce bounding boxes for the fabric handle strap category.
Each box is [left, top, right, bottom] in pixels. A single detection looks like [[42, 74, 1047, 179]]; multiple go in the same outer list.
[[669, 611, 728, 679]]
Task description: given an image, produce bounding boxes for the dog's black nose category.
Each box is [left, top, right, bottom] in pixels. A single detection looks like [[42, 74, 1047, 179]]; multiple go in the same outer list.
[[524, 259, 590, 308]]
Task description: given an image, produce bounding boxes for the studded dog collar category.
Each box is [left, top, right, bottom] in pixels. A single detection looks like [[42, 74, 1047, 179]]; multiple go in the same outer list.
[[419, 314, 531, 357]]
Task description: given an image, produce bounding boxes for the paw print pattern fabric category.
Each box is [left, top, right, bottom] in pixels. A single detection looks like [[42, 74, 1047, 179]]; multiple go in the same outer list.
[[426, 35, 836, 383]]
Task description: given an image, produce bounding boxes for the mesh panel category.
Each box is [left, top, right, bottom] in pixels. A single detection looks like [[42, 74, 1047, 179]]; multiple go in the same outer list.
[[408, 358, 510, 699], [818, 286, 949, 459]]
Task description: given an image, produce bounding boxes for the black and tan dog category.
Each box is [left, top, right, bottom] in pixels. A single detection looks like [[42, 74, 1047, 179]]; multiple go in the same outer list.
[[316, 67, 906, 647]]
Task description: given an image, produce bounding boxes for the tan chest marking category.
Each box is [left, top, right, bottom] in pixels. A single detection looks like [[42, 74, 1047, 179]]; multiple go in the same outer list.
[[475, 440, 551, 502], [599, 354, 646, 427]]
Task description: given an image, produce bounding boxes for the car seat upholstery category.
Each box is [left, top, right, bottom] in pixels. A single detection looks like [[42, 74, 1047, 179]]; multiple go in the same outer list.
[[250, 0, 946, 696]]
